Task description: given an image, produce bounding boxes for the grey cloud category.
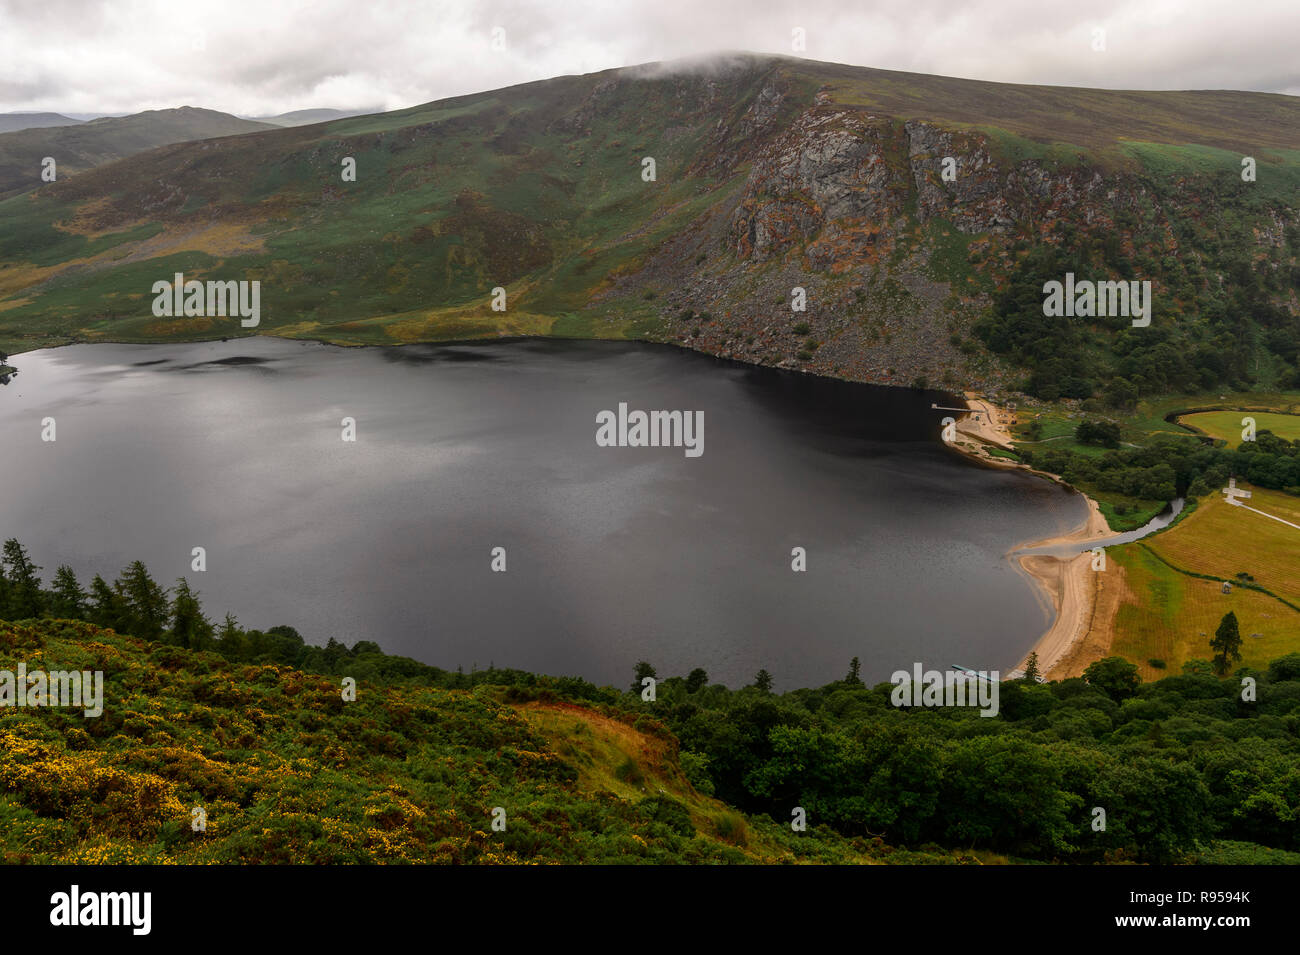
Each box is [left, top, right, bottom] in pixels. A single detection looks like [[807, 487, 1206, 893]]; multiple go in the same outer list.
[[0, 0, 1296, 115]]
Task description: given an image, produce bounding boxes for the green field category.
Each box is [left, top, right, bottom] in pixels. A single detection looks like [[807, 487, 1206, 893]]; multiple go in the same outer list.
[[1179, 410, 1300, 447], [1109, 547, 1300, 680], [1106, 484, 1300, 677], [1147, 486, 1300, 607], [1010, 411, 1170, 531]]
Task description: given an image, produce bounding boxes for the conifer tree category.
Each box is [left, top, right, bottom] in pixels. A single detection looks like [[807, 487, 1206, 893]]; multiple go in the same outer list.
[[1, 538, 43, 618], [49, 565, 88, 619], [115, 561, 169, 641], [170, 577, 215, 650], [1024, 651, 1041, 683], [1211, 611, 1243, 676], [89, 574, 124, 630], [631, 660, 657, 695]]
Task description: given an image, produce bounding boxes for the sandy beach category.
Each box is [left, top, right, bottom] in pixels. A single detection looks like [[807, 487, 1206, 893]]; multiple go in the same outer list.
[[952, 391, 1016, 454], [952, 394, 1118, 678]]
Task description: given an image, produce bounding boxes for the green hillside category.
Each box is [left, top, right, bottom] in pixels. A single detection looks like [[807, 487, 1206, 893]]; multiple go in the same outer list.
[[3, 540, 1300, 865], [0, 54, 1295, 403], [0, 617, 918, 864], [0, 107, 276, 200]]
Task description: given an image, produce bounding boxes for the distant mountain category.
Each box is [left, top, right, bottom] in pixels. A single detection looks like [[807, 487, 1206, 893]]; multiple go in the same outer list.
[[0, 106, 274, 199], [0, 112, 83, 134], [250, 107, 381, 127], [0, 54, 1297, 401]]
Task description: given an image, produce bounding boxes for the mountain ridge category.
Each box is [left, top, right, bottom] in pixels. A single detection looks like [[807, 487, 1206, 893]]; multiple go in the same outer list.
[[247, 107, 384, 127], [0, 112, 84, 135], [0, 53, 1296, 401], [0, 107, 276, 200]]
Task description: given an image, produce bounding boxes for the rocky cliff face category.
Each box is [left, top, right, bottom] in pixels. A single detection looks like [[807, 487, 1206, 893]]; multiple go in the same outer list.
[[726, 102, 1154, 268], [730, 108, 906, 266], [602, 68, 1299, 394]]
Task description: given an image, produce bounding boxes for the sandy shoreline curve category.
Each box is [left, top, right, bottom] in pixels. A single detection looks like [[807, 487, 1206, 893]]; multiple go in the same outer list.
[[950, 393, 1115, 678], [1008, 498, 1111, 677]]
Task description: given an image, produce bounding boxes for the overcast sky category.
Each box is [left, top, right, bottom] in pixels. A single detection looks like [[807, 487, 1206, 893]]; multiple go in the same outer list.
[[2, 0, 1297, 117]]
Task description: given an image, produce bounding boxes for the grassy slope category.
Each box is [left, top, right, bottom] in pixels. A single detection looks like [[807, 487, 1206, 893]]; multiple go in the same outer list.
[[7, 616, 1298, 865], [0, 108, 276, 200], [1, 56, 1297, 356], [809, 59, 1300, 154], [0, 66, 769, 352], [0, 617, 958, 864]]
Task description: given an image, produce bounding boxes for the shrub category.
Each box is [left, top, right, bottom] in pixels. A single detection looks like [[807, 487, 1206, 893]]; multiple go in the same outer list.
[[636, 796, 694, 837], [614, 757, 645, 786], [709, 810, 749, 846], [1076, 419, 1122, 448]]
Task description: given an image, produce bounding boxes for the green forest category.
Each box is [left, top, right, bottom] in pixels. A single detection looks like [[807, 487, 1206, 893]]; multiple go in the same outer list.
[[1020, 426, 1300, 501], [974, 207, 1300, 403]]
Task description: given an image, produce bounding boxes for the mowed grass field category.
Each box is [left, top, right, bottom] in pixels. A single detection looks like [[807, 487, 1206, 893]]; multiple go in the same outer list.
[[1105, 485, 1300, 677], [1178, 410, 1300, 447], [1148, 487, 1300, 607]]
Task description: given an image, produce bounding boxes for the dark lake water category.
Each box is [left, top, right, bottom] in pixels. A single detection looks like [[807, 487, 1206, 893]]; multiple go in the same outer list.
[[0, 338, 1087, 689]]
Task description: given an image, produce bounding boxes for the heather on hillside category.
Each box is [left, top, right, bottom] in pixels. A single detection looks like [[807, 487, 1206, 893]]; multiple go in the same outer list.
[[3, 546, 1299, 865]]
